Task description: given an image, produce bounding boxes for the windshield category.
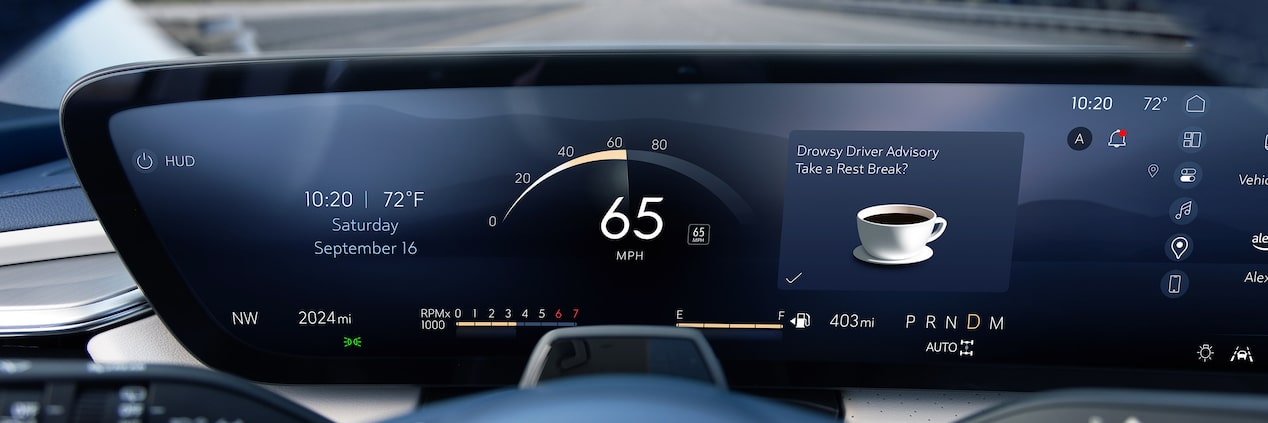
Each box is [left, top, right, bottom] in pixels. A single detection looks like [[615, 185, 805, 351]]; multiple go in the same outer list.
[[134, 0, 1192, 54]]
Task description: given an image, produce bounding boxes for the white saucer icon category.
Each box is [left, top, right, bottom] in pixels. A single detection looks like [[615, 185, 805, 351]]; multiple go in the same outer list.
[[853, 245, 933, 265]]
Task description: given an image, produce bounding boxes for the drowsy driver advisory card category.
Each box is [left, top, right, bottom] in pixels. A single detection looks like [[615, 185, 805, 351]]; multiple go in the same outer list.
[[778, 130, 1024, 292]]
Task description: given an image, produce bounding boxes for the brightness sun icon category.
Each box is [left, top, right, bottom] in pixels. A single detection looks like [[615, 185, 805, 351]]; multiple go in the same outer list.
[[1197, 344, 1215, 362]]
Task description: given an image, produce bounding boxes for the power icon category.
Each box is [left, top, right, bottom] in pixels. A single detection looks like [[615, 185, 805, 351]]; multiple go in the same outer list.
[[133, 149, 156, 173], [136, 153, 153, 169]]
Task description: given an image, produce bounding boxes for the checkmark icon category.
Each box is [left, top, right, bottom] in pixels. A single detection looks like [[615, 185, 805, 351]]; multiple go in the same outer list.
[[785, 272, 803, 284]]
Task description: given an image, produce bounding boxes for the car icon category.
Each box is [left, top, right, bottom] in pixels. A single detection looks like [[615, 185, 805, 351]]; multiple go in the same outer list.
[[1231, 346, 1255, 362]]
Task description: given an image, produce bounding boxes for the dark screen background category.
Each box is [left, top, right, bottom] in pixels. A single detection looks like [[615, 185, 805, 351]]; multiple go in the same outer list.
[[107, 83, 1268, 373]]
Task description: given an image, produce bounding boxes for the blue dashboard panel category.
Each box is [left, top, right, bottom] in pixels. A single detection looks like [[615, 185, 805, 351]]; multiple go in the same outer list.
[[0, 159, 95, 232], [0, 103, 67, 174]]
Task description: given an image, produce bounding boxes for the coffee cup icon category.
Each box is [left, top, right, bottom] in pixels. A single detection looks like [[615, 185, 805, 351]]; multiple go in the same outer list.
[[854, 204, 946, 265]]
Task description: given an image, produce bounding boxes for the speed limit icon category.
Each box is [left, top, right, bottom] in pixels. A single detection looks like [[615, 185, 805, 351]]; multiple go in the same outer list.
[[687, 224, 711, 246]]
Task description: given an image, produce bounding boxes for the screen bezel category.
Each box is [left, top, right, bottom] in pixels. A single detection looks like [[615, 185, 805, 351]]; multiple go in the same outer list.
[[65, 49, 1268, 388]]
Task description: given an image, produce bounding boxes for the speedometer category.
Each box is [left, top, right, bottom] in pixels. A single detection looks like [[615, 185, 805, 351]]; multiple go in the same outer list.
[[492, 133, 766, 266]]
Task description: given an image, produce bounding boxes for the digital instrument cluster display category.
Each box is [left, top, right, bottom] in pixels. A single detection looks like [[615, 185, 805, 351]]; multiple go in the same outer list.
[[62, 55, 1268, 386]]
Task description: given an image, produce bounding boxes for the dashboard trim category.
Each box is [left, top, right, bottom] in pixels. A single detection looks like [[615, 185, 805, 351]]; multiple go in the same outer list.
[[0, 251, 150, 337], [0, 221, 114, 267]]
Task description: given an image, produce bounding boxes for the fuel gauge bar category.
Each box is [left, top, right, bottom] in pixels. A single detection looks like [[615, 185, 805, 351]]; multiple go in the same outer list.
[[676, 322, 783, 330]]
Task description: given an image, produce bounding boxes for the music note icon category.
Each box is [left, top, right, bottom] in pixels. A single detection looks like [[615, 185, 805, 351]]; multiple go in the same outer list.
[[1170, 198, 1197, 225], [1175, 201, 1192, 220]]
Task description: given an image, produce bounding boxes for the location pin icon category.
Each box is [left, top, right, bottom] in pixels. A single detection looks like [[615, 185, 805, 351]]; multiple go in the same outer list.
[[1148, 163, 1160, 178], [1171, 235, 1190, 260]]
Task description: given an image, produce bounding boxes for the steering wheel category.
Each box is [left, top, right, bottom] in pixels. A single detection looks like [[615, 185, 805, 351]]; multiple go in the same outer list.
[[386, 374, 840, 423]]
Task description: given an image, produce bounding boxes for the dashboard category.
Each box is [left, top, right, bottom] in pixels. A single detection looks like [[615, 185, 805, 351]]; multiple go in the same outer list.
[[60, 51, 1268, 390]]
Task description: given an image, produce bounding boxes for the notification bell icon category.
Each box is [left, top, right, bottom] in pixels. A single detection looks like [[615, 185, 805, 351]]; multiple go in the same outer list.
[[1108, 129, 1127, 148]]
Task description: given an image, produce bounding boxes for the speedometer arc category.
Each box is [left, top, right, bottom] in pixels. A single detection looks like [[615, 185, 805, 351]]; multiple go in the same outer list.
[[502, 149, 755, 224]]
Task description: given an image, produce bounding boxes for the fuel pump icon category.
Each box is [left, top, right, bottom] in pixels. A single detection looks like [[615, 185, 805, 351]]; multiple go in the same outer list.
[[790, 312, 811, 329]]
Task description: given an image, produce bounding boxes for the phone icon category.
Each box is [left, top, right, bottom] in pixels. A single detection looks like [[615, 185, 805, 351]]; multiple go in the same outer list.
[[1168, 274, 1183, 294], [1162, 270, 1189, 298]]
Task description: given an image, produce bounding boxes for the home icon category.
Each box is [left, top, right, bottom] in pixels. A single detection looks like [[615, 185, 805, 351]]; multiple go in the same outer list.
[[1185, 95, 1206, 113]]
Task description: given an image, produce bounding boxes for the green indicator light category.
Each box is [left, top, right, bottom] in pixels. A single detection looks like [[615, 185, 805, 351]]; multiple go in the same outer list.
[[343, 336, 362, 348]]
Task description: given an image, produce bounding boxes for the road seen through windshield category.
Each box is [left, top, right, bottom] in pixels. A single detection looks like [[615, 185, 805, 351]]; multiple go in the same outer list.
[[138, 0, 1188, 53]]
